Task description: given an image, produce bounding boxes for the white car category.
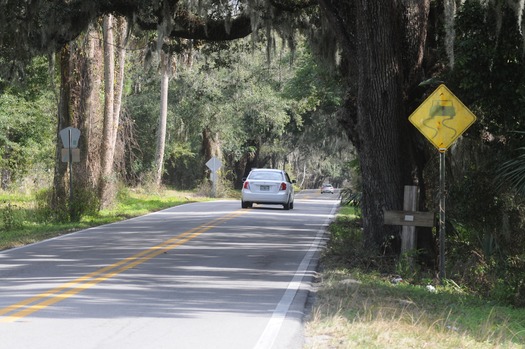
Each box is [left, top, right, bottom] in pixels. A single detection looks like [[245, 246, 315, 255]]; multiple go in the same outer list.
[[321, 183, 335, 194], [241, 169, 295, 210]]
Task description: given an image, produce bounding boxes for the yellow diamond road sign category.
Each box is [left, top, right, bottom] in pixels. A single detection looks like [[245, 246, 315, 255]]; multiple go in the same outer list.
[[409, 84, 476, 152]]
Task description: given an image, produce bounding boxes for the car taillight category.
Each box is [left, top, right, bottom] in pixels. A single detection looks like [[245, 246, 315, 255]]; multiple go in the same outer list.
[[280, 182, 287, 191], [243, 181, 250, 189]]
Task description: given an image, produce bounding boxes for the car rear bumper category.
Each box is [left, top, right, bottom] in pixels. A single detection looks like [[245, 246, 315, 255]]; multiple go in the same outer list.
[[242, 191, 291, 204]]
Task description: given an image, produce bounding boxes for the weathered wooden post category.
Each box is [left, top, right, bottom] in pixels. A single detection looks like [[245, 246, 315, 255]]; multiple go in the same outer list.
[[401, 185, 418, 253], [384, 185, 434, 265]]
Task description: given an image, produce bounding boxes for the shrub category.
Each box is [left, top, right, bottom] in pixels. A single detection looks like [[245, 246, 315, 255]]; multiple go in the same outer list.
[[34, 186, 100, 223], [1, 201, 23, 230], [69, 187, 100, 222]]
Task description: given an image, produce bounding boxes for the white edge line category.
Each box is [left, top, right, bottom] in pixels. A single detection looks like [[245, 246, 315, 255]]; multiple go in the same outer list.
[[253, 203, 338, 349]]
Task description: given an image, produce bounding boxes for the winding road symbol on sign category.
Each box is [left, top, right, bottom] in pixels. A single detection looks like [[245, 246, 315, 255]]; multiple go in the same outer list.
[[409, 84, 476, 152], [425, 99, 457, 139]]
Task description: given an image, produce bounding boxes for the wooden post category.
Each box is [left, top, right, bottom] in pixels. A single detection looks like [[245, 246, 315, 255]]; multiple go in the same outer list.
[[401, 185, 418, 255], [384, 186, 434, 267]]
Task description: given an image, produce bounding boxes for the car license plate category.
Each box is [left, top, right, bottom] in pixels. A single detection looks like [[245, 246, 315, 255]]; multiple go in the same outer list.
[[260, 185, 270, 191]]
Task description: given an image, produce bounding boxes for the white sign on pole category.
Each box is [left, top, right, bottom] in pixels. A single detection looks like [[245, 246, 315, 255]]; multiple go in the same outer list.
[[206, 156, 222, 172], [206, 157, 222, 198], [59, 127, 81, 148], [61, 148, 80, 163]]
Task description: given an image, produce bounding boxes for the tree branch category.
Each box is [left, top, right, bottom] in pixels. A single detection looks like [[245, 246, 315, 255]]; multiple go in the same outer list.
[[136, 12, 253, 41], [268, 0, 318, 12]]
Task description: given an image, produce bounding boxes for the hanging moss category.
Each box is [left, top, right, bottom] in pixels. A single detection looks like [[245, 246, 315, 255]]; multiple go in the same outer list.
[[0, 0, 271, 82]]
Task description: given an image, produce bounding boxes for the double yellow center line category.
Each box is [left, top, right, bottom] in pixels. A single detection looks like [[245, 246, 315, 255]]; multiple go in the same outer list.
[[0, 209, 247, 323]]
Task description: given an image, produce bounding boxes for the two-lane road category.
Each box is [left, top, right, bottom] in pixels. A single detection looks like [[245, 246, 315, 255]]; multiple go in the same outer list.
[[0, 190, 339, 349]]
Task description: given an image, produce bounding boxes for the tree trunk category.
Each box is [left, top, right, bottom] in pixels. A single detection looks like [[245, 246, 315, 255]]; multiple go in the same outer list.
[[354, 1, 406, 251], [112, 17, 128, 153], [319, 0, 430, 253], [98, 15, 128, 207], [201, 127, 222, 163], [99, 14, 116, 207], [74, 23, 103, 185], [154, 50, 170, 187], [52, 46, 72, 219], [75, 24, 104, 217], [53, 23, 106, 221]]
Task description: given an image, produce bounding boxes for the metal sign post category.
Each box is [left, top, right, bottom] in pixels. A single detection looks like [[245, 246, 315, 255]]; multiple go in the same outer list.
[[206, 156, 222, 198], [69, 130, 74, 210], [59, 127, 81, 220], [439, 150, 446, 280], [408, 84, 477, 282]]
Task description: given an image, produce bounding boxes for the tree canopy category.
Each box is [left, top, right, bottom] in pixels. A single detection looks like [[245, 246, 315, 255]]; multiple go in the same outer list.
[[0, 0, 320, 85]]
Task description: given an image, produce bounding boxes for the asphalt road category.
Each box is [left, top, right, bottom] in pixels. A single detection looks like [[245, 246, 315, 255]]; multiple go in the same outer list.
[[0, 189, 339, 349]]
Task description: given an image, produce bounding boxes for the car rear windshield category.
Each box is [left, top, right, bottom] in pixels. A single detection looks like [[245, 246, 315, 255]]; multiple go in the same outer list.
[[249, 171, 283, 181]]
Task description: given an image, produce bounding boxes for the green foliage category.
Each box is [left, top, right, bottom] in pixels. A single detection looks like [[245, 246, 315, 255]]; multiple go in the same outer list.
[[164, 142, 200, 190], [283, 46, 342, 116], [124, 83, 163, 180], [33, 186, 100, 224], [339, 159, 362, 211], [69, 187, 101, 223], [0, 56, 55, 190], [395, 249, 425, 281], [452, 1, 525, 135], [33, 188, 55, 224], [0, 189, 200, 251], [279, 44, 349, 188], [194, 175, 237, 199], [497, 132, 525, 194], [434, 162, 525, 306], [421, 1, 525, 307], [340, 188, 361, 208], [324, 205, 385, 270], [1, 201, 23, 230], [123, 35, 350, 189]]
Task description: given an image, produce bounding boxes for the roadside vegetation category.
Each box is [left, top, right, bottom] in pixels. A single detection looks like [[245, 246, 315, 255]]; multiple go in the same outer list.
[[0, 187, 209, 251], [304, 206, 525, 348]]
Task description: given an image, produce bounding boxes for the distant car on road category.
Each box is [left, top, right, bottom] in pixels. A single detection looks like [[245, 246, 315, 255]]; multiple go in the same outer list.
[[241, 169, 295, 210], [321, 183, 335, 194]]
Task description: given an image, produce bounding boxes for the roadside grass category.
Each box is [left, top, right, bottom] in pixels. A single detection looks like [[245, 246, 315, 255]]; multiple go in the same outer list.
[[304, 206, 525, 348], [0, 188, 207, 250]]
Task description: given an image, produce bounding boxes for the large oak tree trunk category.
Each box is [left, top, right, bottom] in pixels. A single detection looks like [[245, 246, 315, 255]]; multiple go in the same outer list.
[[319, 0, 430, 253], [355, 1, 406, 251], [74, 25, 104, 220], [52, 46, 73, 220], [53, 24, 105, 221]]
